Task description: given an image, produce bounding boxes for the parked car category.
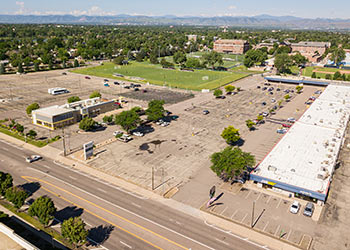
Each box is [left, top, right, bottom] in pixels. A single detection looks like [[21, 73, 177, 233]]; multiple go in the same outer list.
[[85, 76, 91, 79], [305, 101, 313, 105], [26, 155, 42, 163], [261, 102, 267, 106], [315, 90, 322, 95], [303, 202, 314, 217], [203, 110, 210, 115], [262, 87, 267, 91], [290, 201, 301, 214], [134, 88, 140, 91], [269, 92, 274, 95], [216, 96, 226, 99], [287, 117, 296, 123], [276, 88, 281, 91], [277, 128, 287, 134], [309, 96, 316, 101], [104, 79, 109, 82], [257, 86, 261, 89], [62, 72, 67, 75], [113, 131, 123, 137], [104, 83, 110, 87], [142, 89, 147, 93], [161, 122, 170, 127], [262, 112, 269, 117], [114, 81, 120, 85], [133, 131, 144, 137], [124, 86, 130, 89], [271, 98, 276, 103], [282, 123, 291, 128], [118, 135, 132, 142], [284, 89, 290, 93]]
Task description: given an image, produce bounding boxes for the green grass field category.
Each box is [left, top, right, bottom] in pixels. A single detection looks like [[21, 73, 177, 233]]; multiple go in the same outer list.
[[72, 62, 251, 90], [186, 52, 244, 68], [302, 66, 350, 78]]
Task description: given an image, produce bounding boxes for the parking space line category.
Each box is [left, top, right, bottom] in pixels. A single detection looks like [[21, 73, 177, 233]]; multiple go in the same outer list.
[[220, 206, 228, 216], [276, 198, 282, 208], [241, 213, 248, 223], [266, 195, 272, 204], [274, 225, 280, 236], [231, 210, 238, 220], [245, 190, 252, 199], [263, 221, 269, 231], [255, 192, 262, 201], [287, 230, 293, 240]]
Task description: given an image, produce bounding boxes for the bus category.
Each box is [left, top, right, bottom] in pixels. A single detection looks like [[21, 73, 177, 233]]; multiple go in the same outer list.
[[48, 88, 69, 95]]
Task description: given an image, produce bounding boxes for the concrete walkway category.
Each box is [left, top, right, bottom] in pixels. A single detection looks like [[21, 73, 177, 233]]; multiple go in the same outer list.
[[0, 132, 300, 250]]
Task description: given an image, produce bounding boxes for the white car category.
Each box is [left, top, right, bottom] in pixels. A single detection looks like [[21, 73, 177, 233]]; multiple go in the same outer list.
[[290, 201, 300, 214], [161, 122, 170, 127], [113, 131, 123, 137], [26, 155, 42, 163], [287, 117, 296, 123], [133, 131, 144, 137]]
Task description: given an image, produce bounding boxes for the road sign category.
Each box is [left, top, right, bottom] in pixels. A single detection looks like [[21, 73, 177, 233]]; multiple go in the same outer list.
[[83, 141, 94, 160]]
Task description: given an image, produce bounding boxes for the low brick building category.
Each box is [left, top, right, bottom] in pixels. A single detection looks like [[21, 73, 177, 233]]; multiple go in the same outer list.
[[290, 41, 331, 63], [213, 39, 250, 54]]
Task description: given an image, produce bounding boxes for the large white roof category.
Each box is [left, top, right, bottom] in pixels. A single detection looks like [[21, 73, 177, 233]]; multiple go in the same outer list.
[[252, 84, 350, 196]]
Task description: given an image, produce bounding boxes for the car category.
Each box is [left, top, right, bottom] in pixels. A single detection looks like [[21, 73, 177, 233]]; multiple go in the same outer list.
[[134, 88, 139, 91], [142, 89, 147, 93], [203, 110, 210, 115], [161, 122, 170, 127], [269, 92, 274, 95], [276, 88, 281, 91], [118, 135, 132, 142], [114, 81, 120, 85], [277, 128, 287, 134], [85, 76, 91, 79], [303, 202, 314, 217], [113, 131, 123, 137], [134, 84, 141, 87], [104, 83, 110, 87], [305, 101, 313, 105], [104, 79, 109, 82], [268, 87, 274, 91], [287, 117, 296, 123], [282, 123, 291, 128], [315, 90, 322, 95], [124, 86, 130, 89], [262, 87, 267, 91], [284, 89, 290, 93], [290, 201, 301, 214], [262, 112, 268, 117], [261, 102, 267, 106], [271, 98, 276, 103], [309, 96, 316, 101], [257, 86, 261, 89], [133, 131, 144, 137], [216, 96, 226, 99], [26, 155, 42, 163], [62, 72, 67, 75]]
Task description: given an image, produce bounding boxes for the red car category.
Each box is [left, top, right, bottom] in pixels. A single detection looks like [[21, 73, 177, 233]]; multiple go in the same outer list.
[[85, 76, 91, 79], [282, 123, 291, 128]]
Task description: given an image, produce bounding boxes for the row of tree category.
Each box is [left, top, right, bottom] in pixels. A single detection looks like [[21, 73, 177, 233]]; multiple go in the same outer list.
[[0, 171, 89, 248]]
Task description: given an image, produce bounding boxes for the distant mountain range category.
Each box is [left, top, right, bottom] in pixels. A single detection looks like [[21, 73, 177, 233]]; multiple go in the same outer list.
[[1, 14, 350, 30]]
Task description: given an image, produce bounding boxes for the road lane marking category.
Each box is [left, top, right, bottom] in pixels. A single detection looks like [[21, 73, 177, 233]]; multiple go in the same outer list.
[[131, 202, 141, 208], [120, 241, 132, 249], [68, 175, 77, 180], [215, 238, 229, 246], [22, 176, 188, 250], [42, 165, 51, 169], [97, 188, 107, 193], [28, 168, 214, 250]]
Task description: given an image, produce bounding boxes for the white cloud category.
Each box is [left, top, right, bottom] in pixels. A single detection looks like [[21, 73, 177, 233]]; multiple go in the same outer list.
[[228, 5, 237, 10]]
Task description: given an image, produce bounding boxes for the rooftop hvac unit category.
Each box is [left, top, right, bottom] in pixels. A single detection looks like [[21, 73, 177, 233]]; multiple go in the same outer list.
[[320, 166, 327, 172], [268, 165, 277, 171]]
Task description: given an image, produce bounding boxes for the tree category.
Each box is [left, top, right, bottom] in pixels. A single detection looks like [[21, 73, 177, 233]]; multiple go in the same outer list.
[[245, 119, 256, 131], [203, 51, 223, 68], [146, 100, 165, 122], [5, 186, 29, 209], [291, 53, 307, 65], [61, 217, 88, 247], [274, 53, 293, 74], [74, 59, 80, 68], [160, 58, 174, 68], [256, 115, 264, 123], [311, 72, 317, 78], [26, 130, 37, 138], [89, 91, 101, 99], [115, 110, 141, 132], [185, 57, 202, 68], [0, 63, 4, 74], [330, 47, 346, 65], [210, 146, 255, 181], [347, 74, 350, 82], [278, 99, 283, 108], [26, 103, 40, 115], [79, 117, 96, 131], [67, 96, 81, 103], [325, 74, 332, 80], [103, 115, 114, 124], [333, 71, 342, 80], [244, 49, 267, 67], [213, 89, 223, 98], [173, 51, 187, 65], [221, 126, 240, 144], [296, 85, 303, 94], [18, 63, 23, 73], [48, 60, 53, 70], [224, 85, 235, 94], [284, 94, 291, 101], [28, 196, 56, 226], [0, 172, 13, 196], [113, 55, 124, 65], [149, 53, 158, 64], [275, 46, 291, 54], [34, 62, 39, 72]]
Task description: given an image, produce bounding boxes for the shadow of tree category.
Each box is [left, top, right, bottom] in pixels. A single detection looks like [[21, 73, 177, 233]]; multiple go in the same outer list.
[[88, 225, 114, 246], [20, 182, 41, 197], [52, 206, 84, 226]]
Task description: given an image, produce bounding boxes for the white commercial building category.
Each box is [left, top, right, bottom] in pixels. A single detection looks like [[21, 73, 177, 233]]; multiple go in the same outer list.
[[250, 84, 350, 202]]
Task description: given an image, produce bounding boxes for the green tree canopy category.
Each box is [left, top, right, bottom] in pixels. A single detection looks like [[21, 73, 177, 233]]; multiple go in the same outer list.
[[224, 85, 235, 93], [74, 59, 79, 68], [245, 119, 256, 130], [213, 89, 223, 97], [296, 85, 303, 93], [221, 126, 240, 144], [18, 63, 23, 73], [26, 103, 40, 115], [61, 217, 88, 247], [275, 53, 293, 74], [203, 51, 223, 68], [67, 96, 81, 103], [5, 186, 29, 209], [89, 91, 101, 99], [146, 100, 165, 122], [28, 195, 56, 226], [79, 117, 96, 131], [243, 49, 267, 67], [113, 55, 125, 65], [291, 53, 307, 65], [0, 172, 13, 196], [185, 57, 202, 68], [115, 110, 141, 132], [173, 51, 187, 65], [330, 47, 346, 65], [102, 115, 114, 124], [333, 71, 342, 80], [210, 146, 255, 180], [0, 63, 4, 74]]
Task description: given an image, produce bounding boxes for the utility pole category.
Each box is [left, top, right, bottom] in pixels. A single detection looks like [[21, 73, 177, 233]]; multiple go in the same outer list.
[[251, 201, 255, 228], [151, 166, 154, 190], [161, 167, 164, 194], [62, 127, 67, 156]]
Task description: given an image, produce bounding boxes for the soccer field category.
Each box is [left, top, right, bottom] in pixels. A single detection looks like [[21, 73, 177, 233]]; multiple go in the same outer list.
[[72, 62, 251, 90]]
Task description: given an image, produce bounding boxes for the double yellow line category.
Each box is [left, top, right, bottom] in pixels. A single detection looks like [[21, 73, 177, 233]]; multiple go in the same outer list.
[[22, 176, 189, 250]]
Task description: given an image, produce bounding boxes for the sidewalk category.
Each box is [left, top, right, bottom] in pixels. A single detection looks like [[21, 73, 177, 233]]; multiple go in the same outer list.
[[0, 132, 300, 250]]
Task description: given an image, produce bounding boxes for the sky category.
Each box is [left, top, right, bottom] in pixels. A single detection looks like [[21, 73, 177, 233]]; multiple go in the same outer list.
[[1, 0, 349, 19]]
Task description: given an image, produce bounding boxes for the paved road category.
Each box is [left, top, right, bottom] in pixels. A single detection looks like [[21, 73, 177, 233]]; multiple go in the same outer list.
[[0, 140, 262, 250]]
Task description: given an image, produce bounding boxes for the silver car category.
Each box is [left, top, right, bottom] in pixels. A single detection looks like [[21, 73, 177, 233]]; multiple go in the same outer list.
[[303, 202, 314, 217]]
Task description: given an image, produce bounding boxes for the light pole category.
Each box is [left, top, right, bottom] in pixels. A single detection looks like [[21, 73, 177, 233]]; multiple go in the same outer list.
[[251, 200, 255, 228]]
